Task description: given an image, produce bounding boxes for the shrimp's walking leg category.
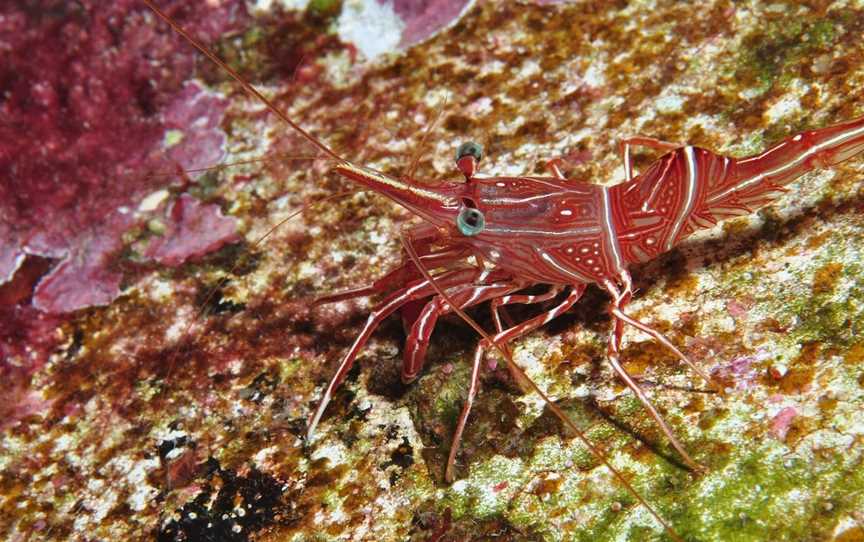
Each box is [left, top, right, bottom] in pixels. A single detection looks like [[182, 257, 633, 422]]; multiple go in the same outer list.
[[402, 282, 520, 383], [313, 246, 470, 306], [446, 285, 586, 482], [307, 268, 478, 439], [545, 159, 567, 180], [603, 279, 705, 471], [618, 136, 680, 181], [489, 286, 563, 332], [490, 286, 563, 388], [610, 307, 721, 393]]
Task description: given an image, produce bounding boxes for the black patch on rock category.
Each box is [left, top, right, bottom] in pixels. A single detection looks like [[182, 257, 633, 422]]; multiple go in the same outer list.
[[156, 458, 285, 542]]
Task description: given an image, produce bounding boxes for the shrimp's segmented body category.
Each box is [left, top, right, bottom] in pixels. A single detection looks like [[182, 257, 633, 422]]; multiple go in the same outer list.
[[317, 118, 864, 478], [144, 1, 864, 538]]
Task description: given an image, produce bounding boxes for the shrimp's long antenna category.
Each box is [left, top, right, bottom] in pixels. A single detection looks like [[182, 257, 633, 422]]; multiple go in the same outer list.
[[405, 93, 449, 180], [143, 154, 325, 181], [143, 0, 345, 164]]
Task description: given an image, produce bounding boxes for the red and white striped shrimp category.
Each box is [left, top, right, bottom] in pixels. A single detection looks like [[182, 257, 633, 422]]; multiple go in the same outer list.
[[310, 115, 864, 478]]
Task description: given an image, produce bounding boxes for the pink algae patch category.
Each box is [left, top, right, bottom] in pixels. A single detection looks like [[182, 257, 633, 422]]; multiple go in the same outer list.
[[31, 213, 136, 314], [0, 0, 248, 374], [142, 194, 241, 266], [769, 406, 798, 441], [0, 1, 246, 310], [712, 354, 761, 390], [726, 299, 751, 318], [162, 84, 231, 173], [0, 371, 52, 432], [393, 0, 474, 48]]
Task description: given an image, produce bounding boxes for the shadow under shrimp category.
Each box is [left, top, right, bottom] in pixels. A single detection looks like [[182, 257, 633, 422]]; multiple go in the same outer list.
[[584, 395, 701, 473]]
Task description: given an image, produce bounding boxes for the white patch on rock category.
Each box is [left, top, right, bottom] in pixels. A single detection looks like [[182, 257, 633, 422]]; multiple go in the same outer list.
[[583, 60, 607, 87], [125, 457, 160, 511], [765, 92, 802, 124], [655, 92, 684, 114], [138, 189, 169, 212], [337, 1, 405, 60], [310, 441, 347, 466], [251, 0, 310, 12], [451, 479, 468, 492]]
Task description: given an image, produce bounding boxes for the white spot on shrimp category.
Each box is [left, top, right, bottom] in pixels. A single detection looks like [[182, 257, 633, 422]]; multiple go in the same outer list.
[[560, 208, 573, 216]]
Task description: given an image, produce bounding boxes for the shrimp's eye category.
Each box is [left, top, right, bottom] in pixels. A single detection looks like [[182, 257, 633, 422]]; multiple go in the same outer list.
[[457, 207, 485, 236], [455, 141, 483, 163]]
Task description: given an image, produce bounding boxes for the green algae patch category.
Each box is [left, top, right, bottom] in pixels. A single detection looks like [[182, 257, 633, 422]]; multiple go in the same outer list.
[[783, 263, 864, 347], [435, 428, 695, 542], [308, 0, 343, 18], [674, 443, 864, 542], [736, 15, 839, 91]]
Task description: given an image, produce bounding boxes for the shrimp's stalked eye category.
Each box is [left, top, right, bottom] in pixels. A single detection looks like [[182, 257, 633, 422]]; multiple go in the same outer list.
[[457, 206, 485, 236], [455, 141, 483, 162], [455, 141, 483, 180]]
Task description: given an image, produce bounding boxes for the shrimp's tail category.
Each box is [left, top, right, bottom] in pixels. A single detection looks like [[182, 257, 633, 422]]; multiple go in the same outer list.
[[705, 115, 864, 216]]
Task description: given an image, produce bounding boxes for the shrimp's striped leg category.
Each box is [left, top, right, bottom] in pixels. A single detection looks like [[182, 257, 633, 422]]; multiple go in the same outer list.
[[489, 286, 562, 332], [603, 280, 705, 471], [604, 271, 721, 394], [307, 267, 479, 440], [610, 307, 721, 394], [312, 246, 470, 306], [401, 282, 521, 383], [489, 286, 563, 389], [545, 159, 567, 180], [446, 285, 586, 482], [618, 136, 680, 181]]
